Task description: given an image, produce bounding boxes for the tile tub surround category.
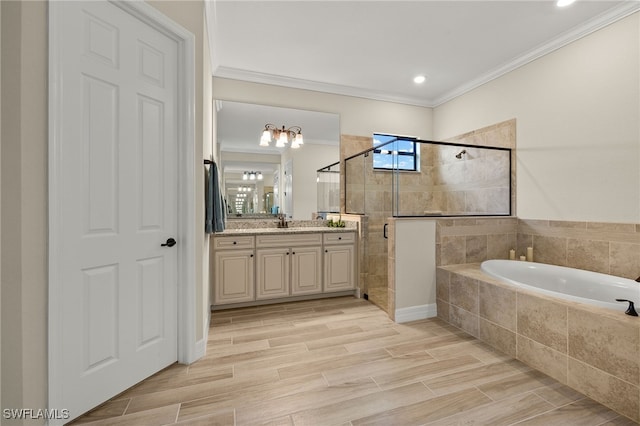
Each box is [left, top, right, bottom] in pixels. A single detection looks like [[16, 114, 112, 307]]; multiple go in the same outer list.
[[517, 219, 640, 281], [436, 263, 640, 422]]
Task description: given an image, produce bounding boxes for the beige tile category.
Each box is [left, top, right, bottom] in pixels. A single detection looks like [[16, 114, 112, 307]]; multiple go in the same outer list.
[[587, 222, 637, 233], [441, 236, 466, 266], [449, 274, 478, 314], [479, 318, 516, 358], [517, 292, 567, 353], [436, 299, 450, 322], [196, 343, 309, 369], [449, 305, 479, 338], [277, 348, 389, 380], [436, 268, 450, 302], [466, 235, 488, 263], [427, 340, 513, 365], [487, 233, 517, 260], [175, 374, 326, 422], [517, 335, 567, 384], [124, 370, 279, 414], [323, 351, 436, 386], [175, 410, 236, 426], [568, 358, 640, 422], [568, 307, 639, 385], [567, 238, 610, 274], [423, 359, 530, 395], [231, 323, 329, 344], [68, 399, 130, 424], [291, 382, 435, 425], [372, 354, 483, 390], [533, 381, 589, 407], [235, 377, 380, 425], [477, 369, 556, 401], [479, 281, 516, 330], [76, 404, 180, 426], [610, 242, 640, 280], [268, 325, 363, 347], [386, 333, 475, 357], [532, 235, 567, 266], [425, 391, 553, 426], [351, 388, 492, 426], [233, 346, 350, 378], [514, 397, 620, 425], [304, 325, 398, 350]]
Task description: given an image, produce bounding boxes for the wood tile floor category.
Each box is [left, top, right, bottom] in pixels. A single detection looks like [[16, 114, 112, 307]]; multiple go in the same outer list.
[[71, 296, 637, 425]]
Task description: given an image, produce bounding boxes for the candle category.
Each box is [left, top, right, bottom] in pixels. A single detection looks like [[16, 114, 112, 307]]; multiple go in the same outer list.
[[520, 255, 526, 261], [509, 249, 515, 260], [526, 247, 533, 262]]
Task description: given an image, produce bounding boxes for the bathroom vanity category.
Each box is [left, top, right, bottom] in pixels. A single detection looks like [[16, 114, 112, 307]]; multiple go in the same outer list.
[[211, 227, 356, 308]]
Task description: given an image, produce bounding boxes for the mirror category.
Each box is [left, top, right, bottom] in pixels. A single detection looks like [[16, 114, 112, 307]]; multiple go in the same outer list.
[[216, 101, 341, 220]]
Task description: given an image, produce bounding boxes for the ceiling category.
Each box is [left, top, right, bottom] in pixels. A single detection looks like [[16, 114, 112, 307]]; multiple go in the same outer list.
[[207, 0, 637, 108]]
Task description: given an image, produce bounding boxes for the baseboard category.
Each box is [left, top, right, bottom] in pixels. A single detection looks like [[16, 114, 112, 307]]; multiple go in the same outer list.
[[394, 303, 437, 323]]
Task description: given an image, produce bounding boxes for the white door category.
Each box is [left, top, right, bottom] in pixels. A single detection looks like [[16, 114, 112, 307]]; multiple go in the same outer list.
[[52, 1, 178, 420]]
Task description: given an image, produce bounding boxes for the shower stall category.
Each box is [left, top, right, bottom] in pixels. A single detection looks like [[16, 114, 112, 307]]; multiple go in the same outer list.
[[344, 136, 512, 312]]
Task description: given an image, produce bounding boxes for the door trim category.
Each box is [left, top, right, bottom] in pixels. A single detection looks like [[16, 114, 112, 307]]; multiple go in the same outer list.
[[48, 1, 196, 421]]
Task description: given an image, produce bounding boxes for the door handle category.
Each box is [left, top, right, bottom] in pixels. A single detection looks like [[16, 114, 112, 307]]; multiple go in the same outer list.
[[161, 238, 177, 247]]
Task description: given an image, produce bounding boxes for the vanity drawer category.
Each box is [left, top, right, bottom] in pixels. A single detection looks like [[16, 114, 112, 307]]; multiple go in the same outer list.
[[213, 235, 255, 250], [256, 233, 322, 248], [323, 232, 355, 245]]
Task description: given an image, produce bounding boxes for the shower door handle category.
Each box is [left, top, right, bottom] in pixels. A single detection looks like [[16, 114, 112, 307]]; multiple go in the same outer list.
[[383, 223, 388, 239]]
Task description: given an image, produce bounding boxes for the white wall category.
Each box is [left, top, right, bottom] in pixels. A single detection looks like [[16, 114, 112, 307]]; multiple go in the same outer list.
[[394, 219, 437, 322], [434, 13, 640, 223]]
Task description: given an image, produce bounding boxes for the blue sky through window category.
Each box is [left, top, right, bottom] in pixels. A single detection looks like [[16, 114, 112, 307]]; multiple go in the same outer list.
[[373, 134, 417, 171]]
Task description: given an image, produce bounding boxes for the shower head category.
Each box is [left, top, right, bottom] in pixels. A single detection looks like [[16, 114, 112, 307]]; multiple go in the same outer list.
[[455, 149, 467, 159]]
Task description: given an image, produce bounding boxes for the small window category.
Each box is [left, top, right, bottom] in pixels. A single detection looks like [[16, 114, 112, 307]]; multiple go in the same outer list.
[[373, 134, 418, 171]]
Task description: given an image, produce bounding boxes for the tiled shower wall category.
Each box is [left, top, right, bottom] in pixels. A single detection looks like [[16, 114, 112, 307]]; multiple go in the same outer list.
[[396, 144, 510, 216]]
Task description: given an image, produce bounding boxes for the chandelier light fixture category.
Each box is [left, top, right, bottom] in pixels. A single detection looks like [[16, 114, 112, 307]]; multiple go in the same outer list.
[[260, 124, 304, 148], [242, 171, 263, 181]]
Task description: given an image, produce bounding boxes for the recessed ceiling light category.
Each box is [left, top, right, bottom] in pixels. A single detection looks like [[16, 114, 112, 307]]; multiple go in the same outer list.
[[413, 75, 426, 84], [557, 0, 576, 7]]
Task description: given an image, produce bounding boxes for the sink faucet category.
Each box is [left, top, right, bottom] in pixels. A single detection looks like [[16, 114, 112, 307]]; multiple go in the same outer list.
[[277, 214, 288, 228]]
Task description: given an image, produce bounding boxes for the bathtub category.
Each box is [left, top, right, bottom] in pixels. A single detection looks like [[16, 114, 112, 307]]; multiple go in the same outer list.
[[480, 259, 639, 313]]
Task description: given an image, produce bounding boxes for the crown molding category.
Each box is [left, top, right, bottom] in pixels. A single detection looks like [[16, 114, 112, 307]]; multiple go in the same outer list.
[[213, 66, 434, 107], [213, 2, 640, 109]]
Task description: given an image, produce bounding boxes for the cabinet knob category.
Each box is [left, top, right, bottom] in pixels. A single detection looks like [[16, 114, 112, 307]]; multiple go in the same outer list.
[[325, 249, 328, 253], [338, 237, 342, 240], [233, 241, 237, 245], [292, 252, 296, 255], [250, 254, 254, 257]]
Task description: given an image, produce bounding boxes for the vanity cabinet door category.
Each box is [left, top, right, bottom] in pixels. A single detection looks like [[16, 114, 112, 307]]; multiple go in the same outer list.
[[214, 249, 255, 304], [256, 248, 290, 300], [324, 244, 355, 292], [291, 246, 322, 295]]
